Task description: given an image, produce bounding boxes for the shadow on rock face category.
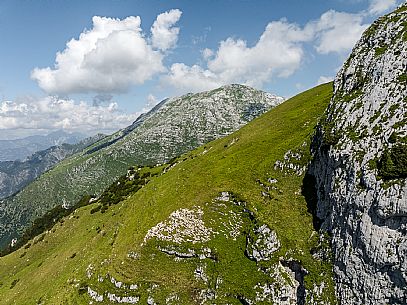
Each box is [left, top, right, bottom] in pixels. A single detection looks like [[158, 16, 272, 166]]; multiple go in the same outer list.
[[302, 173, 322, 231]]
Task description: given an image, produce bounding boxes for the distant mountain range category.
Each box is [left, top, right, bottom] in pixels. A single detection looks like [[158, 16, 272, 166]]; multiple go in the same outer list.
[[0, 84, 284, 249], [0, 134, 105, 200], [0, 130, 85, 161]]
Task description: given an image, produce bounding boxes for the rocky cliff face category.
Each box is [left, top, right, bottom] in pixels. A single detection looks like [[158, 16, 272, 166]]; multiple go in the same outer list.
[[0, 84, 283, 249], [310, 4, 406, 304]]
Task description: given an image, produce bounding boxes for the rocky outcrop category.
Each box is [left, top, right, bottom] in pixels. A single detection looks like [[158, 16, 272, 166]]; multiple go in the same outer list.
[[80, 192, 331, 304], [245, 224, 280, 261], [310, 4, 407, 304]]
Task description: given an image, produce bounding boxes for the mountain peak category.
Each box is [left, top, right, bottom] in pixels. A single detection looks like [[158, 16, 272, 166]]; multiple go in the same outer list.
[[0, 84, 283, 251]]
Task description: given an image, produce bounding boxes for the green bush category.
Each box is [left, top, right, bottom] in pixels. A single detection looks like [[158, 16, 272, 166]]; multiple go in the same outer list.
[[378, 144, 407, 180], [96, 166, 153, 213], [90, 205, 101, 214], [10, 279, 19, 289], [374, 46, 387, 57]]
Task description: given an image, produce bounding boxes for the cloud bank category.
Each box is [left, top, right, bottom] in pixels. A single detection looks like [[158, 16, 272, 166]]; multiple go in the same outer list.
[[0, 97, 140, 135], [162, 9, 369, 93], [31, 11, 182, 95], [368, 0, 397, 15], [151, 9, 182, 51], [311, 10, 369, 54]]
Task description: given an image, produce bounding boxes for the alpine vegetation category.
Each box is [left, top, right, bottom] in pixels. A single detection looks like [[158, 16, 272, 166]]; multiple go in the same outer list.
[[0, 84, 283, 249]]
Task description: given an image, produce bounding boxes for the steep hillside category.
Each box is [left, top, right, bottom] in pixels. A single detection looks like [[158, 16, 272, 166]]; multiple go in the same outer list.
[[0, 84, 283, 249], [0, 130, 85, 162], [310, 4, 406, 304], [0, 83, 334, 304], [0, 134, 105, 200]]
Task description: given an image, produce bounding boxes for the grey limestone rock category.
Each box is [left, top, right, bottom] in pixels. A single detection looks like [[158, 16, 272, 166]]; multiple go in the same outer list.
[[246, 224, 280, 262], [310, 4, 407, 304]]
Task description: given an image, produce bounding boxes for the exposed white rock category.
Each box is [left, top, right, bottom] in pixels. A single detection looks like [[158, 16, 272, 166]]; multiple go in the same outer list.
[[110, 276, 124, 289], [86, 264, 94, 279], [129, 284, 138, 290], [210, 208, 243, 240], [127, 251, 139, 259], [274, 149, 307, 176], [87, 287, 104, 302], [254, 262, 300, 304], [197, 289, 216, 304], [107, 293, 139, 304], [216, 191, 230, 202], [147, 296, 156, 305], [311, 5, 407, 304], [246, 225, 280, 261], [194, 265, 209, 283], [143, 207, 213, 245], [165, 293, 180, 305]]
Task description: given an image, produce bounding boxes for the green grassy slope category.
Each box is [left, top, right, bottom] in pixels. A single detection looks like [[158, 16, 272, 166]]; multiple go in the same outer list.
[[0, 83, 335, 304], [0, 84, 281, 249]]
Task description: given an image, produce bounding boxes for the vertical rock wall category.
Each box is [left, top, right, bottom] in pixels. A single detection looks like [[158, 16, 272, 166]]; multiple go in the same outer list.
[[310, 4, 407, 304]]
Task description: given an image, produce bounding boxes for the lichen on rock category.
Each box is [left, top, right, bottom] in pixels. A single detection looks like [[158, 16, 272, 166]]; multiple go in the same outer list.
[[310, 4, 407, 304]]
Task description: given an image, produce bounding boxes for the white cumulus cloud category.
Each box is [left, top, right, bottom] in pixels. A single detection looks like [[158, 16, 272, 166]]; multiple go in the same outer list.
[[368, 0, 397, 15], [151, 9, 182, 51], [0, 97, 140, 135], [202, 48, 214, 60], [207, 20, 312, 84], [310, 10, 369, 54], [161, 7, 371, 94], [31, 11, 182, 95], [163, 19, 311, 93], [317, 75, 334, 85], [162, 63, 221, 93]]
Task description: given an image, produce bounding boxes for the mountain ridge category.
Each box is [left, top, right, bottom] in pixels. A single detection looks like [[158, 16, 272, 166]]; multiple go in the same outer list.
[[0, 130, 85, 162], [0, 133, 106, 200], [0, 82, 335, 304], [0, 84, 284, 249]]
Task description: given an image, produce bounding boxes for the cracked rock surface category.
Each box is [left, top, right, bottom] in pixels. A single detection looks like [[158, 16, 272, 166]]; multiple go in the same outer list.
[[310, 4, 407, 304]]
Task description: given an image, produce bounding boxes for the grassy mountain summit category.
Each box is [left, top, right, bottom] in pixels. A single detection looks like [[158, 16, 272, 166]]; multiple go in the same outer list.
[[0, 83, 335, 304], [0, 84, 283, 249]]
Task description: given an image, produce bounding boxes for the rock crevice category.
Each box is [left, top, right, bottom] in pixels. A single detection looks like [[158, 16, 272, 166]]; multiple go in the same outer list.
[[310, 4, 407, 304]]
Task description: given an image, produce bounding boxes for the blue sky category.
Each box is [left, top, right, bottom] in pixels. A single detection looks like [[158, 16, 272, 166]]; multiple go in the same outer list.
[[0, 0, 402, 139]]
